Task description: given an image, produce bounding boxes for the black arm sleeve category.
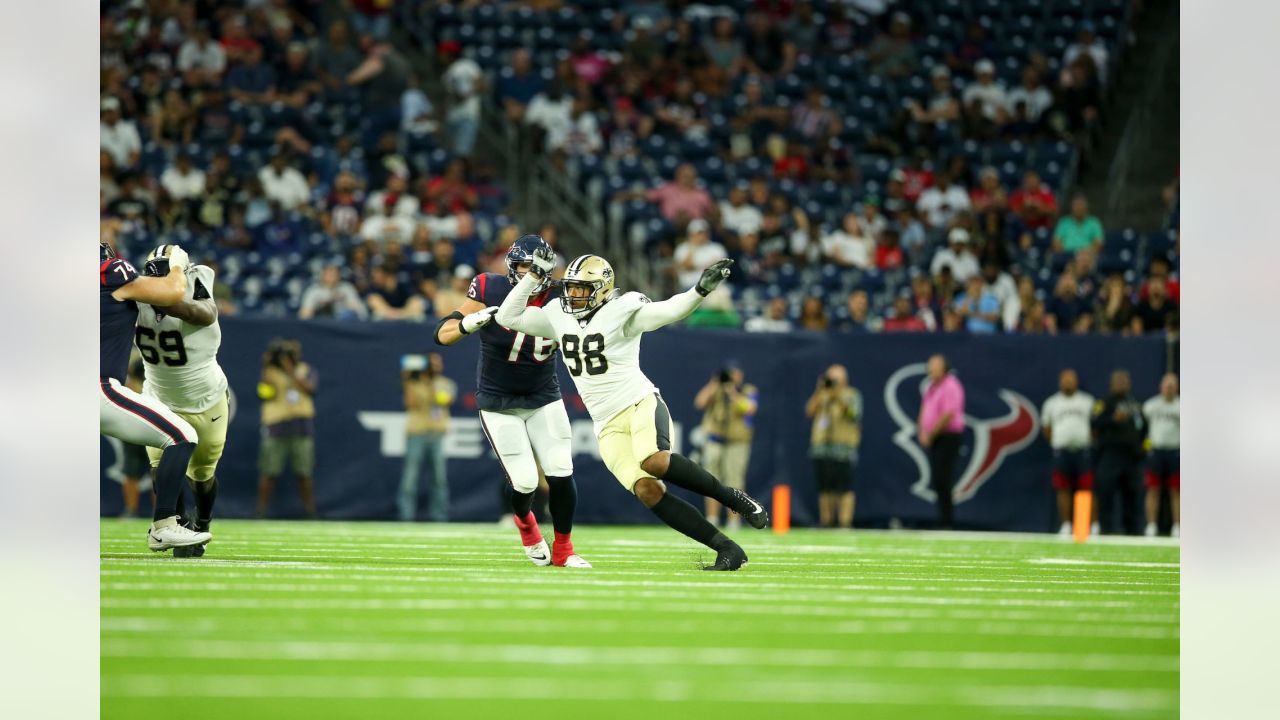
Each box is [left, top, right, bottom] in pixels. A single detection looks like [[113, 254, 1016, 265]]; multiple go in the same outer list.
[[434, 311, 465, 346]]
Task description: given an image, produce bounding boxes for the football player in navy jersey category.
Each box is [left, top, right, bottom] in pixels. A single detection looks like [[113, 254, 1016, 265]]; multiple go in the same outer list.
[[435, 234, 590, 568], [99, 241, 211, 552]]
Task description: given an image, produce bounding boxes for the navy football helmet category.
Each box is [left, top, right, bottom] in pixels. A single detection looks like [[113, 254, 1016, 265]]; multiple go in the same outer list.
[[506, 233, 554, 294], [100, 241, 117, 261]]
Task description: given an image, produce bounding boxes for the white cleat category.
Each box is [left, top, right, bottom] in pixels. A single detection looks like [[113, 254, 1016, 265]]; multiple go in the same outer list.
[[148, 516, 211, 552], [558, 554, 593, 569], [524, 539, 552, 567], [1171, 523, 1180, 539], [1058, 522, 1071, 537], [1090, 522, 1100, 537], [1144, 523, 1157, 538]]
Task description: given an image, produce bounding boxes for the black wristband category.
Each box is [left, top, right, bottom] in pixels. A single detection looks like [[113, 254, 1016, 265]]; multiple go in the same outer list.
[[695, 283, 712, 297], [434, 311, 465, 345]]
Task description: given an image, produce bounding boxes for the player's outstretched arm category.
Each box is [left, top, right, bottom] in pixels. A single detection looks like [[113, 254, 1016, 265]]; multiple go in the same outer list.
[[113, 248, 190, 306], [624, 258, 733, 335], [495, 273, 556, 339], [435, 298, 494, 346]]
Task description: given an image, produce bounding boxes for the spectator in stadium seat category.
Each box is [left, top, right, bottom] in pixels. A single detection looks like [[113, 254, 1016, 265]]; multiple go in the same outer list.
[[619, 163, 715, 224], [1009, 170, 1059, 230], [552, 95, 604, 159], [1139, 256, 1180, 303], [874, 228, 906, 271], [314, 20, 362, 93], [100, 96, 141, 170], [1057, 57, 1102, 139], [258, 150, 311, 211], [320, 170, 365, 238], [276, 42, 322, 110], [931, 228, 981, 283], [299, 264, 369, 321], [962, 59, 1010, 138], [838, 290, 878, 333], [898, 154, 935, 205], [1093, 369, 1146, 534], [421, 159, 477, 216], [438, 42, 483, 157], [822, 212, 875, 270], [799, 296, 829, 331], [1053, 194, 1105, 254], [910, 274, 940, 331], [1094, 273, 1137, 336], [883, 292, 928, 332], [919, 353, 965, 528], [719, 184, 764, 239], [783, 1, 821, 53], [655, 77, 710, 141], [674, 219, 728, 289], [569, 34, 611, 86], [807, 364, 863, 528], [744, 297, 793, 333], [1019, 298, 1053, 335], [981, 261, 1022, 332], [226, 44, 277, 106], [743, 11, 796, 78], [1131, 277, 1179, 335], [893, 207, 928, 263], [351, 0, 392, 40], [790, 87, 843, 143], [1064, 21, 1109, 81], [498, 48, 545, 124], [1007, 65, 1055, 126], [905, 66, 962, 148], [940, 305, 965, 332], [160, 153, 205, 203], [968, 166, 1006, 212], [868, 11, 918, 79], [177, 21, 226, 89], [860, 196, 889, 240], [729, 230, 768, 287], [605, 96, 654, 159], [953, 275, 1001, 335], [366, 264, 428, 322], [399, 352, 456, 522], [916, 172, 972, 230]]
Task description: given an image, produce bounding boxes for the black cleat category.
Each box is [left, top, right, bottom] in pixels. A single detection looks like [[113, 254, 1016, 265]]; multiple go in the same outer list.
[[703, 541, 748, 571], [729, 488, 770, 529], [173, 543, 205, 558]]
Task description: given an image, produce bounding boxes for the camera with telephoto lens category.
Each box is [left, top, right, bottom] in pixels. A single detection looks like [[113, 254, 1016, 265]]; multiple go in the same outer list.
[[719, 369, 733, 384], [822, 375, 836, 389], [267, 338, 299, 368], [402, 354, 431, 381]]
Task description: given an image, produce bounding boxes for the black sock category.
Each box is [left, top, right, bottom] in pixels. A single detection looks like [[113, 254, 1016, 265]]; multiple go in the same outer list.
[[546, 476, 577, 535], [662, 453, 737, 506], [189, 477, 218, 531], [510, 483, 535, 517], [153, 442, 196, 521], [650, 493, 732, 551], [534, 486, 550, 521]]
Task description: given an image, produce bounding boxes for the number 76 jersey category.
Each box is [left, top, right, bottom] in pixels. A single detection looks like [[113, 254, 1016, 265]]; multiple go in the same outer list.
[[134, 265, 228, 414], [469, 272, 563, 412]]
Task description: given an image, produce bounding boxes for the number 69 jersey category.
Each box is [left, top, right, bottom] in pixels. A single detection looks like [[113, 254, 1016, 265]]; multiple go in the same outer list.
[[540, 291, 657, 433], [134, 265, 228, 414]]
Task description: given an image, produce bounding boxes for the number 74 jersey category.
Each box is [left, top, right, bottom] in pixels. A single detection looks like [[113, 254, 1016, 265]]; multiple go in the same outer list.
[[541, 291, 657, 433], [134, 265, 228, 414]]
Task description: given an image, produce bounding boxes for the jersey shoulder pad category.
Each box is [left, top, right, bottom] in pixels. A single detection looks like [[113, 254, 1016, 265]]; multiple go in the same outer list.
[[100, 258, 138, 291], [192, 265, 216, 300], [466, 272, 503, 304], [618, 291, 651, 309]]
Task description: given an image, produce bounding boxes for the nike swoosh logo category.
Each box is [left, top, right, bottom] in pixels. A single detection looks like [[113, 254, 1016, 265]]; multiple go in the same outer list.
[[211, 416, 222, 422], [745, 498, 764, 514], [529, 553, 548, 561]]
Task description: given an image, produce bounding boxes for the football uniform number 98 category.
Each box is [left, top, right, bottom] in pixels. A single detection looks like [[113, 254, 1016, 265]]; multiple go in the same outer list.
[[135, 327, 188, 366], [561, 333, 608, 376]]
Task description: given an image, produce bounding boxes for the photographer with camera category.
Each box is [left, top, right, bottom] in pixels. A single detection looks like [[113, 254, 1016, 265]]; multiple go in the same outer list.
[[399, 352, 457, 522], [694, 362, 758, 529], [806, 364, 863, 529], [256, 338, 319, 518]]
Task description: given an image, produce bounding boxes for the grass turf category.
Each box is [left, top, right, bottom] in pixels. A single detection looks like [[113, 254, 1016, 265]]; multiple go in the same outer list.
[[101, 520, 1178, 720]]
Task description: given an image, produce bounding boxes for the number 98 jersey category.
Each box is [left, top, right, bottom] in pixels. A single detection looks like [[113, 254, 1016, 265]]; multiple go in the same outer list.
[[134, 265, 228, 414], [541, 291, 657, 434], [469, 272, 563, 412]]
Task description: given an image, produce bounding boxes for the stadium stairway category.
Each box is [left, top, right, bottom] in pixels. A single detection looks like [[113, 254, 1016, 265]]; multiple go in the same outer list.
[[1078, 0, 1180, 231]]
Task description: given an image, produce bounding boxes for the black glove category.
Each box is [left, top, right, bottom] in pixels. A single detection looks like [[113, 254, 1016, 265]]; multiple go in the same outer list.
[[696, 258, 734, 297], [529, 244, 555, 279]]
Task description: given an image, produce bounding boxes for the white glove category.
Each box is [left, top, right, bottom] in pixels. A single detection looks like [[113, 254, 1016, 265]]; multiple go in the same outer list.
[[166, 246, 190, 273], [460, 306, 499, 335], [529, 244, 555, 279]]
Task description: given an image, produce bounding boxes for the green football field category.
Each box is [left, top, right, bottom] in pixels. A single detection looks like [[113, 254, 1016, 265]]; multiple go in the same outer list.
[[100, 520, 1179, 720]]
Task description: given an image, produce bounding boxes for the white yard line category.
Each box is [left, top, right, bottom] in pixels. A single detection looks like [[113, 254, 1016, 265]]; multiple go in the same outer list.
[[101, 673, 1177, 713]]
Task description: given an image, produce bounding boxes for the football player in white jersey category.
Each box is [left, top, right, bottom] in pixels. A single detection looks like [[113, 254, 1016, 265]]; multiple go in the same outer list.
[[1141, 374, 1180, 538], [134, 245, 229, 557], [496, 246, 768, 571]]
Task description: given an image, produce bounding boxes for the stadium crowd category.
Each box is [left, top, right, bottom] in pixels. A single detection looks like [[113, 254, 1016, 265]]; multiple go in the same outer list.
[[100, 0, 1176, 337]]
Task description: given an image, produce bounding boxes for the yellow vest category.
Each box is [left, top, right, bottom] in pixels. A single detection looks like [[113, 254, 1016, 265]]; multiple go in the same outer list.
[[406, 376, 456, 434], [810, 386, 862, 448], [700, 383, 757, 444], [259, 363, 316, 426]]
